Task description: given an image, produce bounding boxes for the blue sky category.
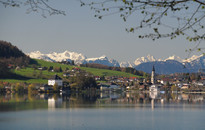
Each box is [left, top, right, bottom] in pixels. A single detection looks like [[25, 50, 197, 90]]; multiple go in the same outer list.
[[0, 0, 202, 62]]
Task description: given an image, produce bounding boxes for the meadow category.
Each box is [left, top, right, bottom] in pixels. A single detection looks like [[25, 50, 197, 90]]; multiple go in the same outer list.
[[1, 59, 139, 83]]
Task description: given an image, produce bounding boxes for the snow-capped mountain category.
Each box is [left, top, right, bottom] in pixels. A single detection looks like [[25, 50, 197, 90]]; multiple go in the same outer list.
[[164, 55, 183, 63], [28, 50, 86, 64], [133, 54, 162, 66], [28, 51, 55, 62], [120, 61, 134, 68], [86, 55, 120, 67], [183, 55, 201, 63], [28, 51, 120, 67], [28, 50, 205, 74]]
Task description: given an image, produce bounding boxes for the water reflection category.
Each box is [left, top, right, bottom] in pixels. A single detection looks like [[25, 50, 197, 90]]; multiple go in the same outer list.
[[0, 92, 205, 111]]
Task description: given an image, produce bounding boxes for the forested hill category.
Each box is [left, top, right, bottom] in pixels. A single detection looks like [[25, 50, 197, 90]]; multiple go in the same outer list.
[[0, 40, 31, 78], [0, 40, 30, 66], [0, 40, 25, 58]]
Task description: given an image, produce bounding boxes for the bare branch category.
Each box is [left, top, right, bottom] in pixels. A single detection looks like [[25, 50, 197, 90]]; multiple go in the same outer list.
[[0, 0, 66, 17]]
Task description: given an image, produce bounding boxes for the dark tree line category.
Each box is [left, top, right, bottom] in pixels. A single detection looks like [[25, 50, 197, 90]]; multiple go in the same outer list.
[[0, 40, 25, 58], [80, 63, 145, 76], [0, 40, 31, 78], [0, 40, 31, 66]]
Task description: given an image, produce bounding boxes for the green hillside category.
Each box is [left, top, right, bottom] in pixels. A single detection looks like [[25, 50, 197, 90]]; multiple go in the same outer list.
[[1, 59, 140, 83]]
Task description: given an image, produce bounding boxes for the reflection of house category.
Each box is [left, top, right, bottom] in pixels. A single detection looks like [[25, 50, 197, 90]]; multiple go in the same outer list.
[[100, 83, 121, 91], [40, 84, 53, 91], [181, 83, 190, 89], [48, 97, 63, 109], [48, 74, 63, 86]]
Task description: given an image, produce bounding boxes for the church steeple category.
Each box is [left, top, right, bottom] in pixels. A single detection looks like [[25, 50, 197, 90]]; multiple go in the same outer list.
[[152, 65, 155, 71], [151, 65, 155, 84]]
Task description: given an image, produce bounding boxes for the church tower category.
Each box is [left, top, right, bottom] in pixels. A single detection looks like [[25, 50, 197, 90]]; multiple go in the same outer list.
[[151, 65, 155, 84]]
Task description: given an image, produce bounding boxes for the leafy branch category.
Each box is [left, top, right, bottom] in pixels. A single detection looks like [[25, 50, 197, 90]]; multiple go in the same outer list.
[[80, 0, 205, 42]]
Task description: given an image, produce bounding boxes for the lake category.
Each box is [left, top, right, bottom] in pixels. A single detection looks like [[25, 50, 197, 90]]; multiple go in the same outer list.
[[0, 92, 205, 130]]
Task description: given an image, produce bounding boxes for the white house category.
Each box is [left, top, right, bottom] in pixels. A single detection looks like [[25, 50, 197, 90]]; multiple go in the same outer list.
[[48, 74, 63, 86]]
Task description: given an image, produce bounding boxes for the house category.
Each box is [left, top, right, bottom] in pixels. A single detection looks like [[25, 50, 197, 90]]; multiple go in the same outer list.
[[71, 67, 80, 72], [110, 83, 120, 90], [8, 64, 14, 69], [100, 84, 110, 91], [48, 74, 63, 86], [160, 78, 170, 85], [95, 76, 101, 81], [16, 66, 21, 70], [63, 73, 70, 77]]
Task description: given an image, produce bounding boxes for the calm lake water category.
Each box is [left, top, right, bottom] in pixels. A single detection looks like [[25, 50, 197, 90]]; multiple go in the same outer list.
[[0, 92, 205, 130]]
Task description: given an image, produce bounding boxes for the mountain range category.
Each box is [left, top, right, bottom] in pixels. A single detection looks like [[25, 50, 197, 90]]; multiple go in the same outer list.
[[28, 51, 205, 74]]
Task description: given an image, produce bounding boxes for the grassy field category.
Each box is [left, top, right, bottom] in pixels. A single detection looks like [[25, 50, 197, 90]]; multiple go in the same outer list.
[[35, 59, 139, 77], [1, 79, 47, 84], [1, 59, 140, 83]]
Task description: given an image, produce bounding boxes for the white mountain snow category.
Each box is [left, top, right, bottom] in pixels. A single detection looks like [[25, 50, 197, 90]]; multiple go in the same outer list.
[[133, 54, 158, 66], [183, 55, 202, 63], [28, 50, 202, 69], [120, 62, 134, 68], [28, 50, 86, 64], [28, 51, 120, 67], [164, 55, 183, 63]]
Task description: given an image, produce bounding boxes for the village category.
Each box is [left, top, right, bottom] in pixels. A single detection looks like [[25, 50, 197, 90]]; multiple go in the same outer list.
[[2, 64, 205, 94]]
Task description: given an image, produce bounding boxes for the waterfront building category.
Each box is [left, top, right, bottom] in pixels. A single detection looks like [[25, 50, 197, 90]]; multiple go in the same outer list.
[[48, 74, 63, 86]]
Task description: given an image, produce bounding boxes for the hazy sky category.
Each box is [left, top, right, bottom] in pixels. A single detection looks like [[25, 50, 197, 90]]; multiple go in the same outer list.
[[0, 0, 203, 62]]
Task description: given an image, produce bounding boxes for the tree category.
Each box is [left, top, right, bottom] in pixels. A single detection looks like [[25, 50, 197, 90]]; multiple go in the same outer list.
[[69, 72, 97, 91], [0, 0, 65, 18], [59, 66, 63, 72], [15, 83, 24, 93], [65, 67, 69, 72], [80, 0, 205, 42], [37, 70, 43, 79], [53, 83, 59, 92], [2, 1, 205, 51], [32, 69, 37, 77], [171, 85, 177, 91], [54, 67, 60, 72], [28, 83, 36, 93], [48, 66, 53, 71]]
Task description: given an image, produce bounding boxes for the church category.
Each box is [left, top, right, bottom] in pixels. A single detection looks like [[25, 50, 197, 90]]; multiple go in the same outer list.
[[149, 66, 160, 92]]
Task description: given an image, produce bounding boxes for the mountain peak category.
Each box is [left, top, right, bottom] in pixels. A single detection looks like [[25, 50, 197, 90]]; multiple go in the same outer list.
[[165, 55, 182, 62], [28, 50, 203, 72], [133, 55, 156, 66]]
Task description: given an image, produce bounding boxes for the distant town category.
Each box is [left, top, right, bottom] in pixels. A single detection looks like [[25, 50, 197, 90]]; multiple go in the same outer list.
[[1, 40, 205, 94]]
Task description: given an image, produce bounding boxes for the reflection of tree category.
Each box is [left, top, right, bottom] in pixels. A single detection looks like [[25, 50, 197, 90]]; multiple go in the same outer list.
[[68, 93, 100, 106]]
